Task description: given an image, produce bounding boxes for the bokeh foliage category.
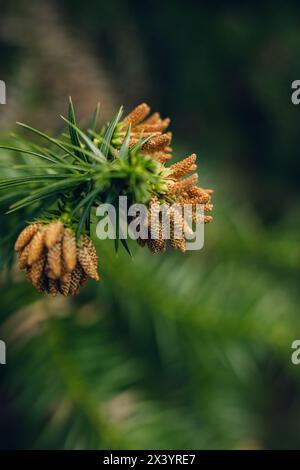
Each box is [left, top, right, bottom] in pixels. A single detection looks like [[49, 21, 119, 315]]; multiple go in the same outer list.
[[1, 0, 300, 450]]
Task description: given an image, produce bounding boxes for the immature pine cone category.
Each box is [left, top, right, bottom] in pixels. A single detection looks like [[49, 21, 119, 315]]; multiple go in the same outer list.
[[121, 103, 172, 161], [15, 221, 100, 296], [121, 104, 213, 253]]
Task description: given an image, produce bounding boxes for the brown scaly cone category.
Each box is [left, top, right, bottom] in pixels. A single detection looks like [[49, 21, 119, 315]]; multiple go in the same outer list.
[[121, 103, 172, 162], [137, 198, 190, 254], [124, 123, 213, 253], [123, 103, 213, 226], [121, 106, 213, 247], [14, 221, 100, 296], [146, 197, 166, 254]]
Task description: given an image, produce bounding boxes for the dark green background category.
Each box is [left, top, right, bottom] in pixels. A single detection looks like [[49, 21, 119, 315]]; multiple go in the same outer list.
[[0, 0, 300, 449]]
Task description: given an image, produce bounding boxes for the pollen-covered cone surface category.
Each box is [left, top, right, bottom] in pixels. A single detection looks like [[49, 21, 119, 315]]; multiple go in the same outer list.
[[133, 150, 213, 254], [121, 104, 213, 254], [14, 221, 100, 296], [121, 103, 173, 162]]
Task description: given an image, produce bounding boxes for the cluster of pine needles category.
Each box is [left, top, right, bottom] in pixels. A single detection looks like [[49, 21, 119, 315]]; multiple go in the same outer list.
[[0, 99, 213, 296]]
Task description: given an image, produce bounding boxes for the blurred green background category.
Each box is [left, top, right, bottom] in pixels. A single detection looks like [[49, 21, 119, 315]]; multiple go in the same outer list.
[[1, 0, 300, 449]]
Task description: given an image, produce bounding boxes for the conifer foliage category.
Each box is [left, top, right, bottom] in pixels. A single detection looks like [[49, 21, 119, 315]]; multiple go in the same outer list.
[[0, 99, 213, 294]]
